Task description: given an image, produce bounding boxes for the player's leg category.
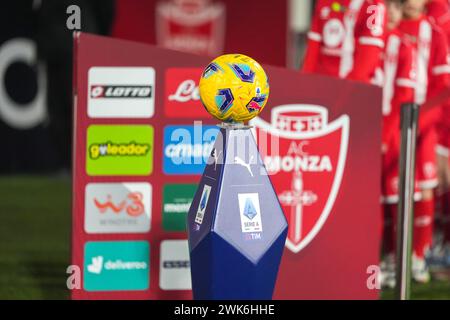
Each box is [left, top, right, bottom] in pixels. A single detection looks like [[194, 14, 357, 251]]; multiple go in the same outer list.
[[413, 128, 439, 282]]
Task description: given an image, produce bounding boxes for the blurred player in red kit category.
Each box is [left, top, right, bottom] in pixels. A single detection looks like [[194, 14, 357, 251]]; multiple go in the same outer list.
[[426, 0, 450, 268], [302, 0, 386, 84], [380, 0, 417, 288], [398, 0, 450, 281]]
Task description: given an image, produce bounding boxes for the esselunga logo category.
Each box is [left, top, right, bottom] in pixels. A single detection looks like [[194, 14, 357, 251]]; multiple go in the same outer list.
[[86, 125, 154, 176], [88, 141, 150, 160], [90, 85, 152, 99], [159, 240, 192, 290]]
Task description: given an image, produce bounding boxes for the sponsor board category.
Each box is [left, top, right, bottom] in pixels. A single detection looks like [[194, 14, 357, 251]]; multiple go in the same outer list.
[[84, 241, 150, 291], [159, 240, 191, 290], [164, 68, 210, 118], [163, 125, 219, 174], [88, 67, 155, 118], [86, 125, 154, 176], [162, 184, 197, 232], [84, 182, 152, 234]]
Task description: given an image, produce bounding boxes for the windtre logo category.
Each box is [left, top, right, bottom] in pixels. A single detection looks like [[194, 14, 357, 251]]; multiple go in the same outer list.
[[86, 125, 154, 176], [88, 67, 155, 118], [85, 183, 152, 234], [94, 192, 144, 216]]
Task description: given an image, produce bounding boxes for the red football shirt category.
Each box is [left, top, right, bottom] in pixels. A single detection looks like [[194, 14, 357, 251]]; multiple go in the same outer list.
[[399, 15, 450, 104], [382, 29, 416, 117], [302, 0, 386, 84], [427, 0, 450, 45]]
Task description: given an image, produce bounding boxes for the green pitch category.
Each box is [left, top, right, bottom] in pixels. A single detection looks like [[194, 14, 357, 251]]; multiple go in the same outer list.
[[0, 175, 448, 300], [0, 176, 71, 300]]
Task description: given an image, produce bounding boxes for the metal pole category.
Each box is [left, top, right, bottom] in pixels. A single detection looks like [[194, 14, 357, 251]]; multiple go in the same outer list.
[[395, 103, 419, 300]]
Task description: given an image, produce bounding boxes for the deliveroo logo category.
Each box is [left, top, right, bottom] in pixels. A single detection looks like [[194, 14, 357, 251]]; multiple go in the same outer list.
[[83, 241, 149, 291]]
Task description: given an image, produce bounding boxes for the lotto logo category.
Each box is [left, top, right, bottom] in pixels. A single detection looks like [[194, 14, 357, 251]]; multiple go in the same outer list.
[[90, 85, 152, 99], [88, 67, 155, 118]]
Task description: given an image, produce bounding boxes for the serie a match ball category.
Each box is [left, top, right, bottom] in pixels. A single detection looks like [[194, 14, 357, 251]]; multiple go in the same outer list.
[[199, 54, 270, 122]]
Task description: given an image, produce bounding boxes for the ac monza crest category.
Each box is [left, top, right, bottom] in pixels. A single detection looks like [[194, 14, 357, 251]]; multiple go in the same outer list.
[[250, 105, 350, 253]]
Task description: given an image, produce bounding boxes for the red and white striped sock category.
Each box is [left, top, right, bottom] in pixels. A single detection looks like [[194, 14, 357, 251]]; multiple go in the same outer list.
[[413, 199, 435, 258]]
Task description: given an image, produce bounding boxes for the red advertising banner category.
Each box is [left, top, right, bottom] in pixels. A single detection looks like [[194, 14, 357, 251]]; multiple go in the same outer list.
[[72, 32, 382, 299], [112, 0, 288, 66]]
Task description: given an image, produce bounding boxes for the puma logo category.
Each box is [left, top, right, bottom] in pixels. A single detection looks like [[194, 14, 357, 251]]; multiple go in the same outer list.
[[211, 149, 222, 171], [234, 156, 254, 177]]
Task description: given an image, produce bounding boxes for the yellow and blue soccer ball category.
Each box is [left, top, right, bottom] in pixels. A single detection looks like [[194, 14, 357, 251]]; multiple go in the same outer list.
[[199, 54, 270, 122]]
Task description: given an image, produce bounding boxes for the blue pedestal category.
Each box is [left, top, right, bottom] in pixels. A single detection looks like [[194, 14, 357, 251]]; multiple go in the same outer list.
[[187, 125, 288, 300]]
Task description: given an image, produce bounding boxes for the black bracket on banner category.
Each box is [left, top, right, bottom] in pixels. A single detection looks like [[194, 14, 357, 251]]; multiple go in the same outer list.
[[395, 103, 420, 300]]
